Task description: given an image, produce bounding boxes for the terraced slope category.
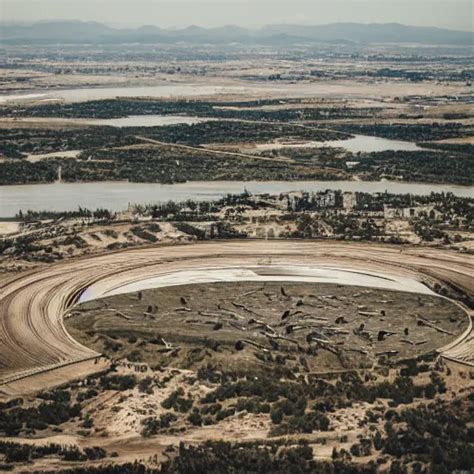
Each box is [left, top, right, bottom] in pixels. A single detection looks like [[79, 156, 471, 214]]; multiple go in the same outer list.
[[0, 241, 472, 389]]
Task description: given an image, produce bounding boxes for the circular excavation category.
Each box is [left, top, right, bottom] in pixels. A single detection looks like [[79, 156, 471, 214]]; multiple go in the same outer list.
[[68, 280, 468, 374], [0, 241, 472, 392]]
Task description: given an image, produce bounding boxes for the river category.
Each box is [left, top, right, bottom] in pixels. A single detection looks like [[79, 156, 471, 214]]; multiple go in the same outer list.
[[0, 180, 472, 217]]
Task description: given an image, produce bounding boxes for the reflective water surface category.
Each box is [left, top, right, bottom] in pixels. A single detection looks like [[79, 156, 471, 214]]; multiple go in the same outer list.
[[1, 180, 472, 217]]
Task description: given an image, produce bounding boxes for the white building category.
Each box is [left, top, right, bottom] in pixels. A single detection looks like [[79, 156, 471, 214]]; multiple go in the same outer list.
[[343, 192, 358, 210]]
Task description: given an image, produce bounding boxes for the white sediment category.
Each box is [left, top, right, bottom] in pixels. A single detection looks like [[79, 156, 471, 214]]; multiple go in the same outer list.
[[78, 264, 435, 303]]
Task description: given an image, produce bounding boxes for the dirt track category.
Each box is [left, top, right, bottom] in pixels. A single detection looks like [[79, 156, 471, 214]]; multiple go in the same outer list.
[[0, 241, 472, 392]]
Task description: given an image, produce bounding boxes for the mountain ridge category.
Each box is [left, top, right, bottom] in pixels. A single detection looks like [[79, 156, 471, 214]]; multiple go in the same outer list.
[[1, 20, 472, 45]]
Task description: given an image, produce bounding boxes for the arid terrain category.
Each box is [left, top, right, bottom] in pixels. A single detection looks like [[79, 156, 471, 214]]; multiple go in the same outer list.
[[2, 239, 473, 386], [0, 238, 473, 472], [0, 33, 473, 473], [69, 281, 468, 373], [0, 38, 473, 190]]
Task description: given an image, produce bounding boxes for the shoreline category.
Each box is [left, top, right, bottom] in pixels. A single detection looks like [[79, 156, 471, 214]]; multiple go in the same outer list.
[[1, 179, 472, 219], [1, 178, 473, 188]]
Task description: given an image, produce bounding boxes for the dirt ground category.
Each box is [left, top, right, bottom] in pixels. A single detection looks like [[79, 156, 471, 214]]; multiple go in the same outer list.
[[0, 222, 20, 235], [67, 281, 468, 374], [1, 241, 472, 393]]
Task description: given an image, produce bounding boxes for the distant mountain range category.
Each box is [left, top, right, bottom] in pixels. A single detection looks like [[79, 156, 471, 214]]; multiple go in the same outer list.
[[0, 21, 472, 45]]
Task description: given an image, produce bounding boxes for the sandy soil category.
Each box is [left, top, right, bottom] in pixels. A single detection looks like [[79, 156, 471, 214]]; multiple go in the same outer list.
[[0, 241, 472, 397], [67, 281, 467, 383], [0, 358, 109, 399], [438, 136, 474, 144], [0, 74, 471, 104], [0, 222, 20, 235], [25, 150, 82, 162]]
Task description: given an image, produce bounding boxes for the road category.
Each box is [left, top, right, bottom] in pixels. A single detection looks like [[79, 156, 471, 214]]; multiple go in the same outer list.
[[134, 136, 292, 162], [0, 241, 472, 392]]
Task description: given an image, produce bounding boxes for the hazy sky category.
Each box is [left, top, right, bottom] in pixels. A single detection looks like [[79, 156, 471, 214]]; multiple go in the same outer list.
[[1, 0, 473, 31]]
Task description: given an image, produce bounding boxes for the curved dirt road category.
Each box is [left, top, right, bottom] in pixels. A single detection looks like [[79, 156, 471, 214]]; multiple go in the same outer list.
[[0, 241, 473, 389]]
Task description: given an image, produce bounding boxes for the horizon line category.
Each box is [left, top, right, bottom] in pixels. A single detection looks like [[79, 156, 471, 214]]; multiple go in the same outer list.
[[1, 19, 472, 34]]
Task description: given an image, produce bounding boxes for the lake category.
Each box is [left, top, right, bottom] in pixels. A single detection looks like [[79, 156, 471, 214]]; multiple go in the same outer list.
[[81, 115, 215, 127], [6, 112, 423, 152], [252, 135, 423, 153], [1, 180, 472, 217]]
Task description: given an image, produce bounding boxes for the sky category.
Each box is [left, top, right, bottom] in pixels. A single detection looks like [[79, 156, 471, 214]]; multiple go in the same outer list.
[[1, 0, 473, 31]]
